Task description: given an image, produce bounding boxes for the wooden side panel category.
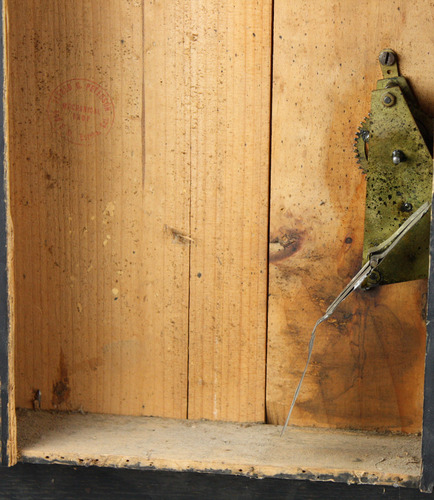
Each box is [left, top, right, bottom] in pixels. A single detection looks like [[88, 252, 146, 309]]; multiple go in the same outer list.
[[268, 0, 434, 431], [1, 0, 16, 465], [187, 1, 272, 422], [8, 0, 190, 417]]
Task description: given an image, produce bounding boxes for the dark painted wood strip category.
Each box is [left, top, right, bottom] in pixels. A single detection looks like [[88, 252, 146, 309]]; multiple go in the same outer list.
[[421, 197, 434, 492], [0, 464, 431, 500], [0, 0, 10, 467]]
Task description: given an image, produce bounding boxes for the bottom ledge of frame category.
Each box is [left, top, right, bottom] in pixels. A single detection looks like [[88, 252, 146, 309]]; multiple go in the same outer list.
[[16, 409, 421, 488]]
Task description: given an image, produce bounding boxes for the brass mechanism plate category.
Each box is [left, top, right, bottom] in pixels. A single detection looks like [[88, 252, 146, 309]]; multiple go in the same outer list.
[[361, 52, 433, 287]]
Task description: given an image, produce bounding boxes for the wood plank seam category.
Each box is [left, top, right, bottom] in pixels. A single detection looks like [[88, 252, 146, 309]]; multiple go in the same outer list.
[[264, 0, 275, 425]]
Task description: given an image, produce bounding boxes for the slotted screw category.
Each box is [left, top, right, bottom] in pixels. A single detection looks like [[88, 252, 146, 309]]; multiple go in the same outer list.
[[379, 51, 396, 66]]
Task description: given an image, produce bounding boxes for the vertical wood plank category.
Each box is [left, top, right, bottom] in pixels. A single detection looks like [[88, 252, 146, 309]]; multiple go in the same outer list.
[[187, 1, 272, 422], [268, 0, 434, 431], [8, 0, 190, 418], [141, 0, 192, 418], [1, 0, 16, 465], [9, 0, 272, 423]]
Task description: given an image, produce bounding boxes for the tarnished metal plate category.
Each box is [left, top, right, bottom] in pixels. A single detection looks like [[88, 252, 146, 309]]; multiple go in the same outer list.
[[362, 85, 433, 286]]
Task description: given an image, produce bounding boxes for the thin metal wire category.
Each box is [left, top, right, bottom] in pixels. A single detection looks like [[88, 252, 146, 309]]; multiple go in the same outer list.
[[280, 201, 431, 437], [280, 315, 329, 437], [280, 263, 372, 437]]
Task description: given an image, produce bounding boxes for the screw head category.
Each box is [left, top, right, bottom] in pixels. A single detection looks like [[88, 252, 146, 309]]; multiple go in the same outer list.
[[392, 150, 405, 165], [400, 202, 413, 213], [379, 50, 396, 66], [364, 269, 382, 289], [360, 129, 370, 143], [382, 92, 396, 107]]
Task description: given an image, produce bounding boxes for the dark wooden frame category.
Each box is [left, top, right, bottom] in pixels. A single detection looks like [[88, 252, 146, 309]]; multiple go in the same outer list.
[[0, 463, 433, 500], [420, 200, 434, 493], [0, 0, 11, 467], [1, 1, 434, 494]]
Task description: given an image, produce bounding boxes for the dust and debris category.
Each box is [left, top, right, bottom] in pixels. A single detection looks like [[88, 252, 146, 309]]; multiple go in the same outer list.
[[104, 202, 115, 217], [102, 202, 115, 226], [16, 410, 422, 487]]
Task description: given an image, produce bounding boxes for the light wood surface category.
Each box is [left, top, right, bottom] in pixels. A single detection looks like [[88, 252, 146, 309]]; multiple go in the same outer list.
[[8, 0, 191, 418], [267, 0, 433, 431], [7, 0, 271, 421], [7, 0, 432, 431], [17, 409, 421, 487], [186, 1, 271, 422], [3, 0, 16, 465]]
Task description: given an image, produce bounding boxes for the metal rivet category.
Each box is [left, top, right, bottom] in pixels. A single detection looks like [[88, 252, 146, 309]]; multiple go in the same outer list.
[[382, 92, 396, 107], [401, 202, 413, 213], [360, 129, 370, 143], [365, 269, 382, 289], [392, 150, 405, 165], [379, 51, 396, 66]]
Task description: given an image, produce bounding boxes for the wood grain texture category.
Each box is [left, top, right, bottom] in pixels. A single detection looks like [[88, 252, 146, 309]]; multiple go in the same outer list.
[[8, 0, 271, 422], [267, 0, 434, 431], [1, 0, 17, 465], [187, 1, 272, 422], [8, 0, 190, 418], [17, 409, 421, 487]]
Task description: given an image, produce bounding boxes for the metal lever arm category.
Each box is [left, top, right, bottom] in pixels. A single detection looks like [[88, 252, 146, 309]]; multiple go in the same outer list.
[[326, 201, 431, 317]]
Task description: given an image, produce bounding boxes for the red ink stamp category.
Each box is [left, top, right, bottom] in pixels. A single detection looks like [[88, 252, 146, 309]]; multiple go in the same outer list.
[[47, 79, 115, 145]]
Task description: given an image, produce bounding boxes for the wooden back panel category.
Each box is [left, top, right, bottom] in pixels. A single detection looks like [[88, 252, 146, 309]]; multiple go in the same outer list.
[[7, 0, 271, 421], [7, 0, 433, 431], [267, 0, 434, 432]]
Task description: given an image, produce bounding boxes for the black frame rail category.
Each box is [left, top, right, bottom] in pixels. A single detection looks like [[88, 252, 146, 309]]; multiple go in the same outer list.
[[421, 198, 434, 493], [0, 0, 10, 468]]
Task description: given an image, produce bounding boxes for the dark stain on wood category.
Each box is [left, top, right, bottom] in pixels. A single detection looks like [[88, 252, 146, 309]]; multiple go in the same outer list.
[[269, 227, 306, 263], [52, 349, 71, 406], [292, 285, 425, 433]]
